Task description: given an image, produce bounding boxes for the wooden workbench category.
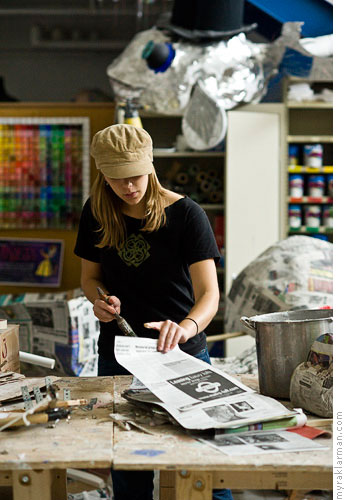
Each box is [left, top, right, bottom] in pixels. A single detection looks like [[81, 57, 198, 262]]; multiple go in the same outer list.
[[0, 376, 333, 500], [113, 376, 333, 500], [0, 377, 114, 500]]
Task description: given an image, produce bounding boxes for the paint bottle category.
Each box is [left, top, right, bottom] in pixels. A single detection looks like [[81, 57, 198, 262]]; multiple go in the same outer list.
[[303, 144, 323, 167], [288, 144, 299, 165], [323, 205, 333, 228], [311, 234, 328, 241], [308, 175, 325, 197], [327, 174, 333, 197], [289, 205, 302, 228], [289, 174, 304, 198], [304, 205, 321, 228]]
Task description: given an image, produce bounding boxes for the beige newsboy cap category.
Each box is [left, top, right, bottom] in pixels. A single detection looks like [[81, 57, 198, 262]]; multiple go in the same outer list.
[[90, 124, 154, 179]]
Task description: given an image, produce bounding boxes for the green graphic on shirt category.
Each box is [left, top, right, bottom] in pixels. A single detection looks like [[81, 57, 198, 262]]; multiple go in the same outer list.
[[118, 233, 150, 267]]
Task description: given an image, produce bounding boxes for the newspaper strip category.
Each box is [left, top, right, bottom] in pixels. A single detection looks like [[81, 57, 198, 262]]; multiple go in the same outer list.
[[115, 337, 298, 430], [290, 333, 333, 418], [198, 429, 328, 456], [24, 300, 70, 344], [68, 296, 99, 364], [290, 362, 333, 418], [0, 290, 99, 376]]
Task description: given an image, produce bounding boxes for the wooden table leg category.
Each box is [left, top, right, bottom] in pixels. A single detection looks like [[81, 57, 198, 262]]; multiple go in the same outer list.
[[175, 470, 212, 500], [12, 469, 67, 500], [160, 470, 176, 500], [52, 469, 67, 500], [0, 471, 11, 487]]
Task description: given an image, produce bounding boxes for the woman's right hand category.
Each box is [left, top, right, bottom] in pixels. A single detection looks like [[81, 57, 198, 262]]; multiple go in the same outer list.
[[93, 295, 121, 323]]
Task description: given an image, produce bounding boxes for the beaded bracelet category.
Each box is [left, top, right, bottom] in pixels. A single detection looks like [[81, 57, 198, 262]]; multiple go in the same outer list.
[[184, 317, 199, 335]]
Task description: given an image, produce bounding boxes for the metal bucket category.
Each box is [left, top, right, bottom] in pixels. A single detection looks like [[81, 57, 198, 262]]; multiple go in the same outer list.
[[240, 309, 333, 399]]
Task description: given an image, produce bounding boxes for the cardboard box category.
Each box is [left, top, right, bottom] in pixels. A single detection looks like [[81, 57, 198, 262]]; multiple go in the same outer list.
[[0, 323, 20, 373], [0, 303, 33, 352]]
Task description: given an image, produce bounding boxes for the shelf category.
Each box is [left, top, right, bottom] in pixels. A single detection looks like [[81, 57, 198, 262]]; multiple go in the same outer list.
[[200, 204, 224, 210], [288, 165, 333, 174], [284, 77, 333, 245], [288, 196, 333, 204], [0, 102, 115, 108], [141, 111, 183, 118], [31, 40, 126, 50], [289, 226, 333, 234], [153, 151, 225, 158], [0, 8, 145, 16], [287, 101, 333, 109], [287, 76, 333, 84], [287, 135, 333, 143]]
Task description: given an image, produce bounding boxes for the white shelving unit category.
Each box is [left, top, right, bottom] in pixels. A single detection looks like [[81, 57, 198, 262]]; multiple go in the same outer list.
[[284, 78, 333, 242], [224, 103, 286, 296], [224, 103, 286, 357]]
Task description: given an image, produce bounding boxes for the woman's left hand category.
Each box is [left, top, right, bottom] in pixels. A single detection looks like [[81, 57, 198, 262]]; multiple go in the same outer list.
[[144, 320, 191, 353]]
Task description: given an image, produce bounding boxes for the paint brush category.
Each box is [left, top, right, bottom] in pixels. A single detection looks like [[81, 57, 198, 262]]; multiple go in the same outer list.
[[4, 399, 88, 414], [0, 408, 71, 429], [96, 287, 137, 337]]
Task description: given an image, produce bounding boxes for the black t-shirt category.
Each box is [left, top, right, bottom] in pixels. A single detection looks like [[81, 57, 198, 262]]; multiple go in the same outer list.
[[74, 196, 220, 360]]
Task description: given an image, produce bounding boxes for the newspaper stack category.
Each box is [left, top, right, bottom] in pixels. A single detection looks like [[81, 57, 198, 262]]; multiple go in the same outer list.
[[115, 337, 329, 456]]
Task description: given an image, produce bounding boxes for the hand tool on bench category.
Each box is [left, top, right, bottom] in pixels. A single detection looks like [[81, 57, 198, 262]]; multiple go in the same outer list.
[[0, 408, 71, 429]]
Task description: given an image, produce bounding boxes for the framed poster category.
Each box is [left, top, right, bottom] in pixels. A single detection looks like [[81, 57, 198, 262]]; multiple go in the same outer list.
[[0, 238, 64, 287]]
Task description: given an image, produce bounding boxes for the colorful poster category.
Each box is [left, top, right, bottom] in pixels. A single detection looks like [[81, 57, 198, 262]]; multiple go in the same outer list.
[[0, 238, 64, 287], [0, 117, 90, 230]]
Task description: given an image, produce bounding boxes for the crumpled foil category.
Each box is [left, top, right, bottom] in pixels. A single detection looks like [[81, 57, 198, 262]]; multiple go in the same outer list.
[[107, 27, 269, 115], [107, 22, 333, 148]]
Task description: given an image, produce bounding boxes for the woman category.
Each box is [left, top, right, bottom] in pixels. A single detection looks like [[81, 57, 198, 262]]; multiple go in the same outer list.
[[74, 124, 232, 500]]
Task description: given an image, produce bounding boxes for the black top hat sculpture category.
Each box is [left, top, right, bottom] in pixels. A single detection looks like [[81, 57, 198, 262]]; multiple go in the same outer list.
[[158, 0, 257, 41]]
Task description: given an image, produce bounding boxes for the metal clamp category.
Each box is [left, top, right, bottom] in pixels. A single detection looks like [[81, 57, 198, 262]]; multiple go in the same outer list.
[[21, 386, 33, 410]]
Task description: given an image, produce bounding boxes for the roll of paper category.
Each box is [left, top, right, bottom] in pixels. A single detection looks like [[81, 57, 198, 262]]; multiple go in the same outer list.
[[200, 179, 212, 193], [211, 178, 222, 190], [196, 171, 208, 183], [175, 172, 189, 185], [207, 169, 218, 179], [19, 351, 55, 369], [209, 191, 223, 203]]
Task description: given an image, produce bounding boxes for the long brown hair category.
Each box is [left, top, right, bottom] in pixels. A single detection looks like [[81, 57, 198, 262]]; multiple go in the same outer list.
[[90, 170, 167, 250]]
